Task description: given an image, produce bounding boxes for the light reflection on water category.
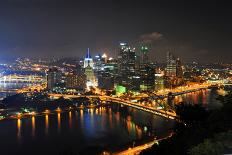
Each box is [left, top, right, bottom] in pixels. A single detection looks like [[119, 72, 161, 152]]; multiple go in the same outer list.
[[68, 111, 72, 130], [172, 89, 222, 109], [29, 107, 164, 137], [45, 114, 49, 135], [1, 87, 225, 154], [31, 116, 35, 138], [57, 113, 61, 133], [0, 105, 176, 154], [17, 118, 21, 140]]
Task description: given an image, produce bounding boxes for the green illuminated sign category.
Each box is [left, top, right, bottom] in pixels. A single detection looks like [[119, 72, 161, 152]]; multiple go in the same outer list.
[[116, 85, 126, 94]]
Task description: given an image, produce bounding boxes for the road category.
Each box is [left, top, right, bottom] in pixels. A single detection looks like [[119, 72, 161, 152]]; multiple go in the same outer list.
[[114, 132, 174, 155], [48, 93, 178, 120]]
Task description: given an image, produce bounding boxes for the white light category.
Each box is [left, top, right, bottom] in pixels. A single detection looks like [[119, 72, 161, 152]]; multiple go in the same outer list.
[[102, 53, 107, 58]]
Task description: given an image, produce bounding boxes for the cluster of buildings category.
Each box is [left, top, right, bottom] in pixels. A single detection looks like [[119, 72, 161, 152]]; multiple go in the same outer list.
[[45, 42, 232, 95], [46, 42, 187, 95], [1, 48, 231, 96]]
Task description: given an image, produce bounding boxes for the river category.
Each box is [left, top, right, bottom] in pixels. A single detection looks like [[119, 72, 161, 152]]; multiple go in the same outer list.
[[0, 106, 175, 155], [0, 83, 228, 155]]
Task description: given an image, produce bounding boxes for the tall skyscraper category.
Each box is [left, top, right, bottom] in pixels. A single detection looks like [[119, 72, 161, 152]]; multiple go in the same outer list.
[[176, 58, 183, 78], [46, 68, 62, 90], [84, 48, 94, 68], [94, 54, 103, 71], [165, 52, 184, 88], [66, 73, 86, 90], [117, 43, 136, 89], [139, 46, 155, 91], [98, 72, 114, 90], [66, 65, 86, 90], [140, 46, 149, 65], [166, 51, 177, 77], [85, 63, 97, 90]]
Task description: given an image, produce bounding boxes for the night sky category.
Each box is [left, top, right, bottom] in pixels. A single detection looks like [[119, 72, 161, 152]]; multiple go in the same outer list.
[[0, 0, 231, 62]]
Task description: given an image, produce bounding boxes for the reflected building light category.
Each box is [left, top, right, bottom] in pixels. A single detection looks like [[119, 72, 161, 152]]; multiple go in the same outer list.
[[45, 114, 49, 135], [17, 119, 21, 140], [115, 112, 120, 124], [136, 125, 142, 139], [57, 113, 61, 133], [95, 108, 99, 115], [69, 111, 72, 130], [90, 108, 94, 115], [80, 109, 84, 126], [109, 108, 113, 129], [32, 116, 35, 138], [75, 111, 78, 121]]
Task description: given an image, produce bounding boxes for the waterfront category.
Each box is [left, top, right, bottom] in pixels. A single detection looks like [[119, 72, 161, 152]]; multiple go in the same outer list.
[[173, 88, 223, 109], [0, 83, 35, 99], [0, 106, 175, 155], [0, 82, 228, 154]]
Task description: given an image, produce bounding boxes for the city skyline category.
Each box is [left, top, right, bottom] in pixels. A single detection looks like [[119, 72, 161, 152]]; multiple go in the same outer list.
[[0, 0, 232, 63], [0, 1, 232, 155]]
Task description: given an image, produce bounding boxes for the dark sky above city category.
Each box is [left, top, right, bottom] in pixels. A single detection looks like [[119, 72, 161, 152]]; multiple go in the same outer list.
[[0, 0, 231, 62]]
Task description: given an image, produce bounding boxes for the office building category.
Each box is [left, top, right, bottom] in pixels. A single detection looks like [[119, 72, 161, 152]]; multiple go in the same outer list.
[[47, 68, 62, 90], [84, 48, 94, 68], [117, 43, 136, 90]]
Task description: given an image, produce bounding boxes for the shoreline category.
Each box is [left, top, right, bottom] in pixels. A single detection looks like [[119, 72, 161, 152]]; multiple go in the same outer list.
[[113, 132, 174, 155]]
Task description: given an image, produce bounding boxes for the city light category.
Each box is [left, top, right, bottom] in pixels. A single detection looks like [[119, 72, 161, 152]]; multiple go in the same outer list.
[[0, 2, 231, 154]]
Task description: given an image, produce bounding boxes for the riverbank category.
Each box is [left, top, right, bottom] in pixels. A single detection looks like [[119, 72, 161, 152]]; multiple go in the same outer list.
[[113, 132, 174, 155], [141, 91, 232, 155]]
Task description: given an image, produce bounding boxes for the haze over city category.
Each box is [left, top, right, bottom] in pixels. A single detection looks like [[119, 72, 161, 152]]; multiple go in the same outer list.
[[0, 0, 232, 62]]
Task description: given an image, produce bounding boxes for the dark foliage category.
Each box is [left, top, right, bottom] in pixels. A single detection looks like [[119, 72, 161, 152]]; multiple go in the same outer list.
[[141, 92, 232, 155]]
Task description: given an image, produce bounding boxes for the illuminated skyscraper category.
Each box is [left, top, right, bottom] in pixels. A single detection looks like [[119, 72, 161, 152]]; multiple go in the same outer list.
[[140, 46, 149, 65], [176, 58, 183, 78], [117, 43, 136, 89], [84, 48, 94, 68], [139, 46, 155, 91], [85, 63, 97, 90], [166, 51, 177, 77], [66, 72, 86, 90]]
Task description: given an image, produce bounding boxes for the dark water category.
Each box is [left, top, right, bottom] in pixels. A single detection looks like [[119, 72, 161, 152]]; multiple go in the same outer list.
[[0, 106, 175, 155], [0, 84, 226, 155], [172, 88, 223, 109]]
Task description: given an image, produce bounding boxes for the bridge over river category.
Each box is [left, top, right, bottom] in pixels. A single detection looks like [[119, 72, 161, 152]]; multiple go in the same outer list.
[[48, 93, 178, 120]]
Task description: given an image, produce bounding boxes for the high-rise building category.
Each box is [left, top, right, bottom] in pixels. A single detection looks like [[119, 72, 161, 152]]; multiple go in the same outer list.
[[166, 52, 177, 77], [94, 54, 103, 71], [117, 43, 136, 90], [102, 53, 107, 64], [155, 73, 165, 91], [85, 64, 97, 90], [176, 58, 183, 78], [46, 68, 62, 90], [66, 73, 86, 90], [165, 52, 184, 88], [84, 48, 94, 68], [140, 46, 149, 65], [139, 46, 155, 91], [98, 72, 114, 90], [140, 64, 155, 91], [93, 53, 108, 71]]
